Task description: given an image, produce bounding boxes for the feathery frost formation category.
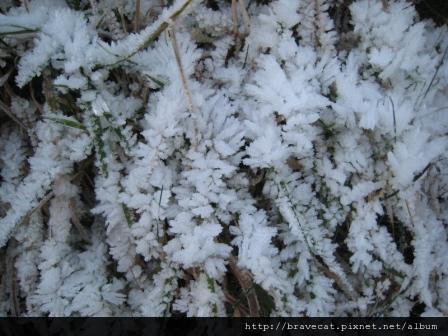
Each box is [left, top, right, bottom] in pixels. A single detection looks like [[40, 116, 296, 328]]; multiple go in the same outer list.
[[0, 0, 447, 316]]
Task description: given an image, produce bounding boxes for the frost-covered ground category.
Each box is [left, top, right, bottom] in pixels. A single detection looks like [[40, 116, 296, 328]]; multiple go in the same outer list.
[[0, 0, 447, 316]]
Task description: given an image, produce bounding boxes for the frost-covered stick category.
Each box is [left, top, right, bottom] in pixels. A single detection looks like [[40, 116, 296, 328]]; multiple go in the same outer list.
[[168, 28, 194, 114], [275, 175, 356, 300], [13, 169, 85, 242], [165, 21, 201, 148], [106, 0, 195, 67], [17, 190, 54, 229], [0, 116, 91, 248]]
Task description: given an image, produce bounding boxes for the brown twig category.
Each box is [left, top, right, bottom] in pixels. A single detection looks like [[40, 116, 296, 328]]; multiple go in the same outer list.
[[106, 0, 194, 68], [118, 5, 128, 34], [228, 255, 260, 316], [231, 0, 238, 37], [223, 291, 250, 316], [134, 0, 141, 32], [405, 200, 415, 227]]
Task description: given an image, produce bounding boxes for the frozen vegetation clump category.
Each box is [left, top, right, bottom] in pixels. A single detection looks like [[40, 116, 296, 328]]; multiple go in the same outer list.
[[0, 0, 447, 316]]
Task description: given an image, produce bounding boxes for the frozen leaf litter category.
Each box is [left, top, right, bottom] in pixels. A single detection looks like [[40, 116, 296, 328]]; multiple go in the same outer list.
[[0, 0, 447, 316]]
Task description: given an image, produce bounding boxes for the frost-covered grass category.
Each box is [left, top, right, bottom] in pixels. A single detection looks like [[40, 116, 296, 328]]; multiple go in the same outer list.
[[0, 0, 447, 317]]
